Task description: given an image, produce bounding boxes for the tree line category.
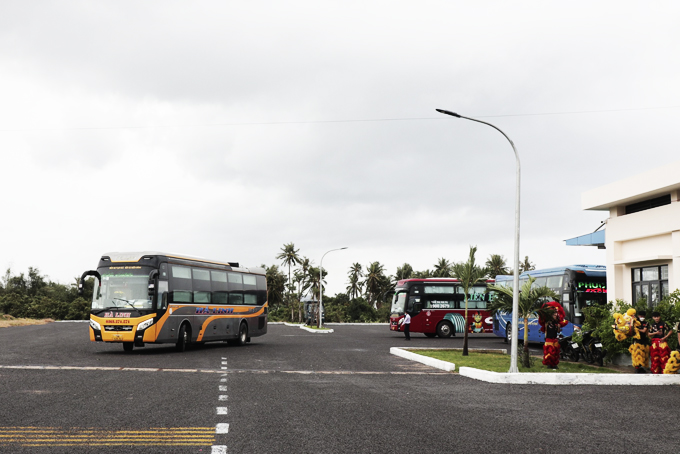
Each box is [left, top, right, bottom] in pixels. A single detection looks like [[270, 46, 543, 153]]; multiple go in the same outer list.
[[0, 248, 535, 322], [0, 267, 93, 320], [266, 242, 537, 323]]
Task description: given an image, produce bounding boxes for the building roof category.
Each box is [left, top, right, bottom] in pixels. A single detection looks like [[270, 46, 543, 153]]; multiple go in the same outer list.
[[582, 159, 680, 211]]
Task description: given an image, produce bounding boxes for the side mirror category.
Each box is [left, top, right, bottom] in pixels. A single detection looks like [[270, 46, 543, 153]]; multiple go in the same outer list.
[[148, 270, 159, 301], [79, 270, 102, 297]]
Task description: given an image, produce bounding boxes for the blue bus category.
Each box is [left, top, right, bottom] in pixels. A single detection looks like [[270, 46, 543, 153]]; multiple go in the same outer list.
[[492, 265, 606, 343]]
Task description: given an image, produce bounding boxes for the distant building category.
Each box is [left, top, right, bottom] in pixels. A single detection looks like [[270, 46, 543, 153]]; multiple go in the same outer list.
[[567, 160, 680, 306]]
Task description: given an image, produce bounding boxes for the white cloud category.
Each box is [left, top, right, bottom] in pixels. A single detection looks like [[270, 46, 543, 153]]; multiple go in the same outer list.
[[0, 0, 679, 294]]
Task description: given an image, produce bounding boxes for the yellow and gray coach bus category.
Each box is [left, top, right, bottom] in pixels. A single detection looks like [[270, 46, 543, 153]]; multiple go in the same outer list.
[[79, 252, 268, 352]]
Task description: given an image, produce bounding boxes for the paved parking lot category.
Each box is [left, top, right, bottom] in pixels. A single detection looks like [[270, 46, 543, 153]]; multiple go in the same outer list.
[[0, 322, 677, 453]]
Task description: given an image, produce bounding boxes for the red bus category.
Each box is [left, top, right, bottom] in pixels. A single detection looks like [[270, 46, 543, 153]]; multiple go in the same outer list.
[[389, 278, 494, 337]]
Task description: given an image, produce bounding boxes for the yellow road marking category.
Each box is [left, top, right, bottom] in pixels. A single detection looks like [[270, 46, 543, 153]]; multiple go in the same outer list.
[[0, 427, 216, 447]]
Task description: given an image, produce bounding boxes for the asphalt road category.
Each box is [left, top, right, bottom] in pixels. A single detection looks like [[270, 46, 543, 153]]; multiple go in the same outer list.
[[0, 322, 677, 453]]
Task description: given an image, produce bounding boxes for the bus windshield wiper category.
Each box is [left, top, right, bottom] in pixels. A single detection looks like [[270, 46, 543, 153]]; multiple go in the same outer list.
[[112, 298, 134, 308]]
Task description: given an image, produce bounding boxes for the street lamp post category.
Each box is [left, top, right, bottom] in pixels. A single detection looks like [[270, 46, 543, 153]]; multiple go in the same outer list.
[[318, 247, 348, 328], [436, 108, 521, 373]]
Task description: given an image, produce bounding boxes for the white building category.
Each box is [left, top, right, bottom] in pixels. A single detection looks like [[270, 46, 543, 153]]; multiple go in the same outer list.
[[570, 160, 680, 306]]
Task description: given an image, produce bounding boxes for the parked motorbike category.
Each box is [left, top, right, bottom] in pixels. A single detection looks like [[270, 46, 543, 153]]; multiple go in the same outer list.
[[578, 330, 606, 367], [559, 334, 581, 362]]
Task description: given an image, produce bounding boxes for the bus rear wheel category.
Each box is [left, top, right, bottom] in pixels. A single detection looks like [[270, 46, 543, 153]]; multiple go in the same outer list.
[[176, 324, 190, 352], [504, 323, 511, 344], [123, 342, 133, 352], [436, 322, 453, 338]]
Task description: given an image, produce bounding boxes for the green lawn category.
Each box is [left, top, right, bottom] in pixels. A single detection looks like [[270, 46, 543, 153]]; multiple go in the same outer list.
[[413, 350, 621, 374]]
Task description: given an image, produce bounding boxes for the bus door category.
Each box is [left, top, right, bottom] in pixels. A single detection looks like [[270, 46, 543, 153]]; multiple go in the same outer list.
[[407, 285, 424, 331]]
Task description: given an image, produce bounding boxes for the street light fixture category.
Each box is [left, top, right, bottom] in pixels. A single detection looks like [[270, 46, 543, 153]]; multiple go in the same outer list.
[[318, 247, 349, 328], [436, 108, 521, 373]]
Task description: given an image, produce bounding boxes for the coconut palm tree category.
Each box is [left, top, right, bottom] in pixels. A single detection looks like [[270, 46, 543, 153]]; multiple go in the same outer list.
[[276, 243, 300, 321], [307, 266, 326, 301], [487, 275, 559, 367], [412, 269, 433, 278], [519, 256, 535, 273], [346, 263, 364, 300], [394, 263, 413, 281], [452, 246, 488, 356], [265, 265, 286, 313], [364, 261, 386, 309], [433, 258, 452, 278], [485, 254, 509, 279]]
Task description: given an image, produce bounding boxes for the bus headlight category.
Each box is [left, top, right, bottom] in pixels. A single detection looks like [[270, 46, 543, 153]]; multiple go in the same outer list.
[[137, 318, 154, 332], [90, 319, 101, 331]]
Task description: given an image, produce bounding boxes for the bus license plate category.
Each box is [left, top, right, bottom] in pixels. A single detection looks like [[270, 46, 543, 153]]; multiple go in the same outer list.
[[594, 343, 602, 348], [112, 334, 123, 341], [571, 343, 579, 349]]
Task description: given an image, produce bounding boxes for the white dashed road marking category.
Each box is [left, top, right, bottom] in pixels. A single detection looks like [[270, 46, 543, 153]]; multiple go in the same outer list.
[[213, 357, 229, 453]]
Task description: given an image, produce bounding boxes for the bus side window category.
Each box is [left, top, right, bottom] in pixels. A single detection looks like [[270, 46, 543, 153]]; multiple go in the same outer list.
[[157, 280, 168, 309], [229, 292, 243, 305], [256, 275, 267, 305], [211, 270, 228, 305], [243, 274, 258, 305], [407, 296, 420, 312]]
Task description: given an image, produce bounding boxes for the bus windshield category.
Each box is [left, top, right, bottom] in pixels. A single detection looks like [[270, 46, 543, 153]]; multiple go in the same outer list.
[[92, 266, 155, 310], [391, 292, 407, 314]]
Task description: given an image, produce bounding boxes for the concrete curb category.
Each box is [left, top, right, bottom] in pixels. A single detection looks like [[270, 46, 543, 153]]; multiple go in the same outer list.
[[390, 347, 680, 385], [299, 326, 334, 334], [458, 367, 680, 385], [389, 347, 456, 372]]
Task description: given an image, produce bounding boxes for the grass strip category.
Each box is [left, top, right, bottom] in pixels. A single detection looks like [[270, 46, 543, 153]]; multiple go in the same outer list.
[[413, 349, 621, 374]]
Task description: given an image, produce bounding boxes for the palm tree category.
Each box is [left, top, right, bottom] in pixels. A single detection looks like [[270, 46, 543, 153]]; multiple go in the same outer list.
[[307, 266, 326, 301], [265, 265, 287, 312], [452, 246, 488, 356], [519, 256, 535, 273], [433, 258, 452, 278], [294, 256, 311, 322], [485, 254, 509, 279], [412, 269, 433, 278], [346, 263, 364, 300], [364, 261, 386, 309], [276, 243, 300, 321], [487, 275, 559, 367], [394, 263, 413, 281]]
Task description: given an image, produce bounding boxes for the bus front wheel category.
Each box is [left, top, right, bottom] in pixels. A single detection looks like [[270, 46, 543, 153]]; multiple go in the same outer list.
[[436, 322, 453, 338], [176, 324, 190, 352], [504, 323, 511, 344], [123, 342, 133, 352]]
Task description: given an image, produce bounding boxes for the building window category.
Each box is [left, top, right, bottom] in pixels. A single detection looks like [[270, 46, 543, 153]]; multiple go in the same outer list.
[[625, 194, 671, 215], [632, 265, 669, 307]]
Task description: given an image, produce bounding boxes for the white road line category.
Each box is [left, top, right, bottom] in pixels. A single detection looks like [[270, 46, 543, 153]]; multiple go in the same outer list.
[[217, 407, 228, 415], [219, 385, 228, 391], [216, 423, 229, 434], [0, 365, 449, 375], [218, 395, 228, 401], [220, 377, 228, 382], [211, 445, 227, 454]]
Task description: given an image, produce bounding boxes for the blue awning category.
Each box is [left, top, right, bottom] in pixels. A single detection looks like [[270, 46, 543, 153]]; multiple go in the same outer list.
[[565, 229, 605, 248]]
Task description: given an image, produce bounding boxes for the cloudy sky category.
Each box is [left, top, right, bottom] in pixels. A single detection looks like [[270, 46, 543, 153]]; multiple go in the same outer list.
[[1, 1, 679, 295]]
